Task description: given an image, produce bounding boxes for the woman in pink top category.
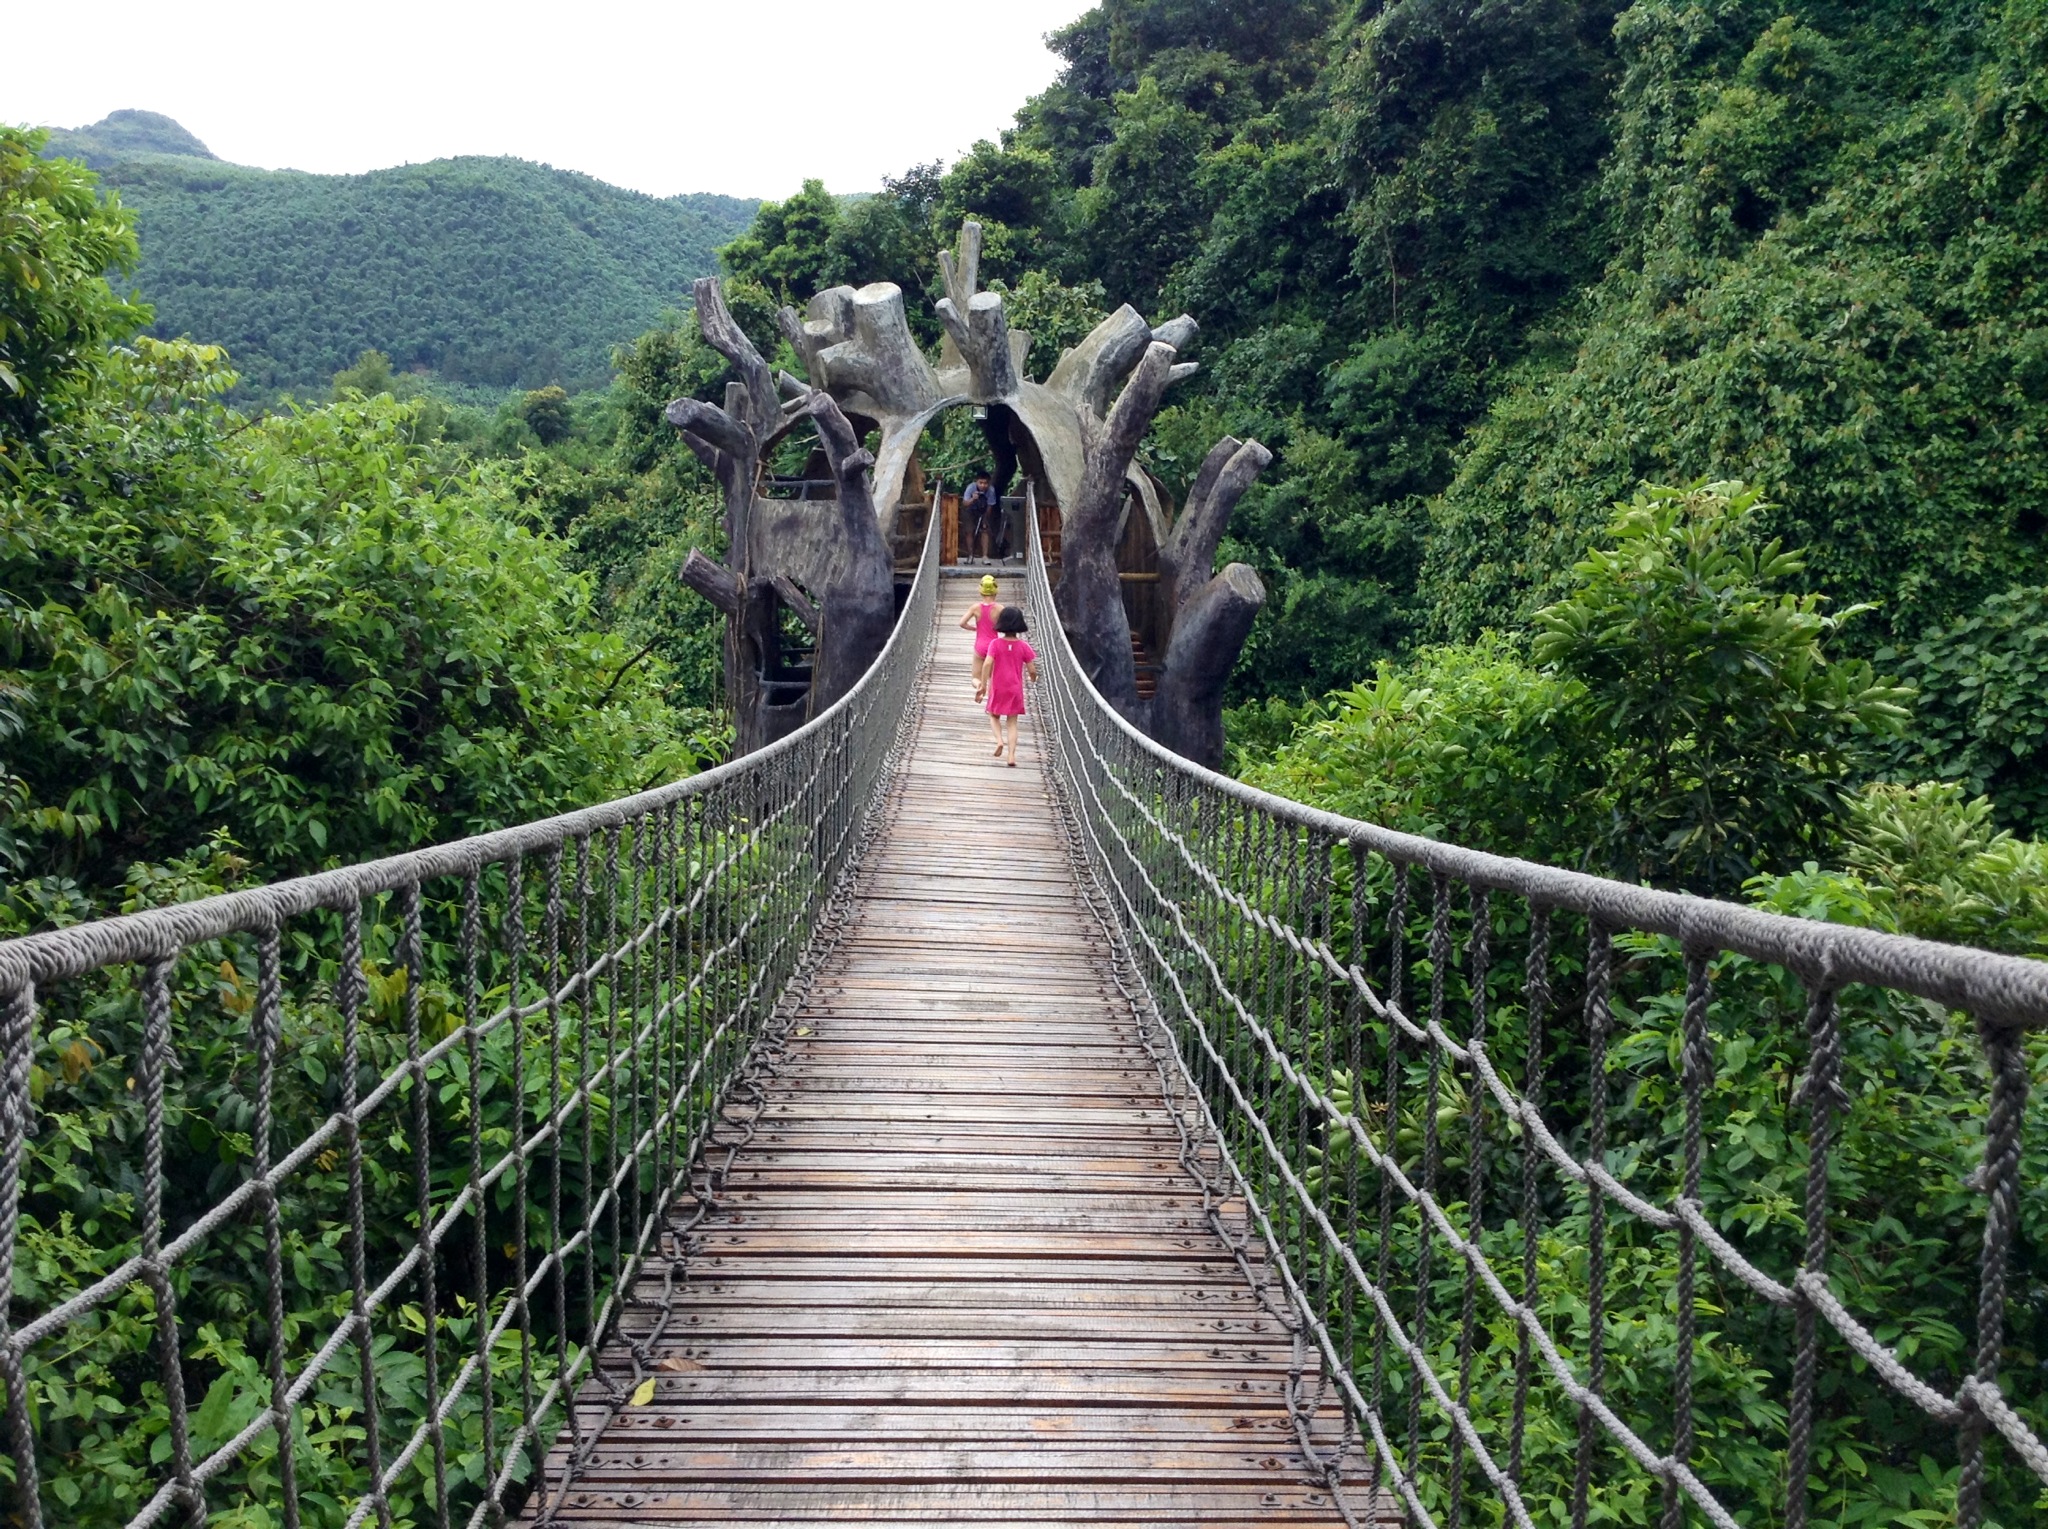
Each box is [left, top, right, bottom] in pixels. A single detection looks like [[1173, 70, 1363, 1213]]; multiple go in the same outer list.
[[956, 573, 1001, 702], [983, 606, 1038, 767]]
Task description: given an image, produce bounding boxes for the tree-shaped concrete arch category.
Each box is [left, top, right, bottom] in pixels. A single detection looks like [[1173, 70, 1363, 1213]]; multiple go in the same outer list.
[[678, 220, 1270, 768]]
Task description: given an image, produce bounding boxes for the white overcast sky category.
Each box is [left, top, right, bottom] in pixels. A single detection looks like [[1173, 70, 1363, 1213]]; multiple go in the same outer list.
[[5, 0, 1092, 199]]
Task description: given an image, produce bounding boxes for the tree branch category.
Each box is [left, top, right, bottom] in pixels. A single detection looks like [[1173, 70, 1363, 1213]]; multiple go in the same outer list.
[[678, 547, 742, 616], [692, 276, 779, 430], [1153, 562, 1268, 769], [1163, 437, 1272, 613], [769, 574, 821, 635]]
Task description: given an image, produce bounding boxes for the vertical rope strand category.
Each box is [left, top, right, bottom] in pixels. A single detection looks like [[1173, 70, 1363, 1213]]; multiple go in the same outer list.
[[337, 905, 394, 1529], [460, 870, 503, 1528], [1662, 949, 1713, 1529], [1409, 873, 1452, 1478], [252, 926, 303, 1529], [1570, 923, 1613, 1529], [0, 983, 40, 1529], [1508, 905, 1550, 1489], [1956, 1019, 2030, 1529], [396, 883, 449, 1529], [1783, 982, 1838, 1529], [1448, 886, 1491, 1529], [140, 959, 202, 1523]]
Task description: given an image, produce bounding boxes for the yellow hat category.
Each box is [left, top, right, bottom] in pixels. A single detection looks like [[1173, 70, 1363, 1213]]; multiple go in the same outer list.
[[979, 574, 999, 595]]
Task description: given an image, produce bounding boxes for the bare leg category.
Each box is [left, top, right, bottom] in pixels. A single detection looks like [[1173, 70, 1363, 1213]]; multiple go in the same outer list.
[[1003, 715, 1019, 765], [973, 653, 988, 700], [990, 711, 1006, 756]]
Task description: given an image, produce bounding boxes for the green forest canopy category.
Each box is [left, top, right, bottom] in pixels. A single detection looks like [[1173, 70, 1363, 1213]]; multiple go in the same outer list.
[[0, 129, 725, 932], [39, 113, 756, 395], [709, 0, 2048, 697]]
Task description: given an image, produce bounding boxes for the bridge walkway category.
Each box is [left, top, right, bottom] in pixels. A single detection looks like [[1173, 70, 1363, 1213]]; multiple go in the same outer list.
[[542, 576, 1371, 1525]]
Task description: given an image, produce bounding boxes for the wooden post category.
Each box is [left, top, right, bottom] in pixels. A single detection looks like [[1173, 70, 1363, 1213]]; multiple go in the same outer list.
[[940, 491, 961, 565]]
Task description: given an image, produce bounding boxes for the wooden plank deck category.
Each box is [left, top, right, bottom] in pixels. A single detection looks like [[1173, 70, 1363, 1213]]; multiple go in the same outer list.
[[542, 578, 1377, 1526]]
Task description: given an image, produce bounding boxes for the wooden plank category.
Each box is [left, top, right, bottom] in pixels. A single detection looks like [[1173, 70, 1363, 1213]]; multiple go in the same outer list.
[[525, 581, 1378, 1526]]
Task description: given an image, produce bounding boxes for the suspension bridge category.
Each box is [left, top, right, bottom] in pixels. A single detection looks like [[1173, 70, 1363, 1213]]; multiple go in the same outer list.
[[1, 514, 2044, 1529]]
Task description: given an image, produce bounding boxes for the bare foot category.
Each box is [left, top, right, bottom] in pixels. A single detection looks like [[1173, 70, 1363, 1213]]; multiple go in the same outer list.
[[1007, 759, 1017, 767], [992, 743, 1005, 757]]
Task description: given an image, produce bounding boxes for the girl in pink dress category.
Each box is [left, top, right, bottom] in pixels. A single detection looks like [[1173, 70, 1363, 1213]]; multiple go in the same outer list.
[[983, 606, 1038, 767], [957, 574, 1001, 702]]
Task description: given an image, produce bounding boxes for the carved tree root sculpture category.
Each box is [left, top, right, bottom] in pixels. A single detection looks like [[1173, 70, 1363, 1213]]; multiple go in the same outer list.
[[676, 223, 1269, 770], [1035, 309, 1269, 769], [1151, 436, 1273, 768], [1053, 339, 1189, 714], [669, 277, 896, 756]]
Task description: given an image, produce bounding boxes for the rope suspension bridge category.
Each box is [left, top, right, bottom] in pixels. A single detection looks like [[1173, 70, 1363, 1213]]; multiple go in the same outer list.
[[3, 506, 2046, 1528]]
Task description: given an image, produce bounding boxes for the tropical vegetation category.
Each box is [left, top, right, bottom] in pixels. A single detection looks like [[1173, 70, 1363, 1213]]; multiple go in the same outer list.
[[8, 0, 2048, 1523]]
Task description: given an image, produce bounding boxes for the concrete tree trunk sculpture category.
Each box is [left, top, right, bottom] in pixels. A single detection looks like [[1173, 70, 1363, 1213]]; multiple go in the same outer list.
[[1032, 300, 1269, 767], [669, 276, 895, 756], [675, 224, 1269, 770], [1050, 338, 1188, 715], [1150, 436, 1273, 767], [778, 279, 957, 539]]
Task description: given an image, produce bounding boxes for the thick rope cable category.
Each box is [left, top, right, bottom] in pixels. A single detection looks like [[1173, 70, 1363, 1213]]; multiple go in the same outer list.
[[1019, 531, 2048, 1529]]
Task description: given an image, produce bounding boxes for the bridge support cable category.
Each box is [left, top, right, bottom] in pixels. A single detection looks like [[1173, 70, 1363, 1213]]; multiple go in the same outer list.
[[1023, 528, 2048, 1528], [0, 514, 940, 1529]]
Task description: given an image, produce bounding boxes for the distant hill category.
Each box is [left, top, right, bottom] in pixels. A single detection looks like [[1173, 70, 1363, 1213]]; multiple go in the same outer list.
[[44, 113, 757, 394], [43, 108, 218, 165]]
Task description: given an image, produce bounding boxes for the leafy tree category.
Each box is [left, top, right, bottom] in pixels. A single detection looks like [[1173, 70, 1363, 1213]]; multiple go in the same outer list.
[[1075, 77, 1217, 308], [1104, 0, 1335, 86], [0, 129, 147, 445], [936, 142, 1065, 273], [1251, 482, 1916, 891], [1015, 8, 1130, 189], [329, 346, 396, 397], [1245, 635, 1592, 859], [1833, 781, 2048, 956], [1330, 0, 1622, 349], [1531, 481, 1910, 891], [826, 162, 945, 333], [1883, 584, 2048, 836], [720, 178, 842, 305], [518, 383, 574, 444], [2, 340, 714, 919], [988, 269, 1109, 380]]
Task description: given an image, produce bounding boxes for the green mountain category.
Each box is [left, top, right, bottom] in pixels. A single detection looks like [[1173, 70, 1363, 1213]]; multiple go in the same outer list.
[[42, 108, 218, 164], [44, 113, 757, 393]]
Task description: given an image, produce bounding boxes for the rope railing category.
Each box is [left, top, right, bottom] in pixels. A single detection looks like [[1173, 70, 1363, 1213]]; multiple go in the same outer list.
[[1024, 526, 2048, 1529], [0, 510, 940, 1529]]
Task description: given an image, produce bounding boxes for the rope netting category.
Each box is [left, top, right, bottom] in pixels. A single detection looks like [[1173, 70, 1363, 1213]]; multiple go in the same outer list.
[[0, 516, 939, 1529], [1024, 528, 2048, 1529]]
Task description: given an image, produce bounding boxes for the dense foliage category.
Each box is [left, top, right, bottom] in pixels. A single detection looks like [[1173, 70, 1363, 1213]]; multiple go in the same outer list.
[[39, 109, 218, 166], [708, 0, 2048, 724], [1250, 482, 1914, 889], [42, 115, 756, 396], [0, 130, 746, 1529], [1244, 487, 2045, 1525], [1, 129, 720, 926]]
